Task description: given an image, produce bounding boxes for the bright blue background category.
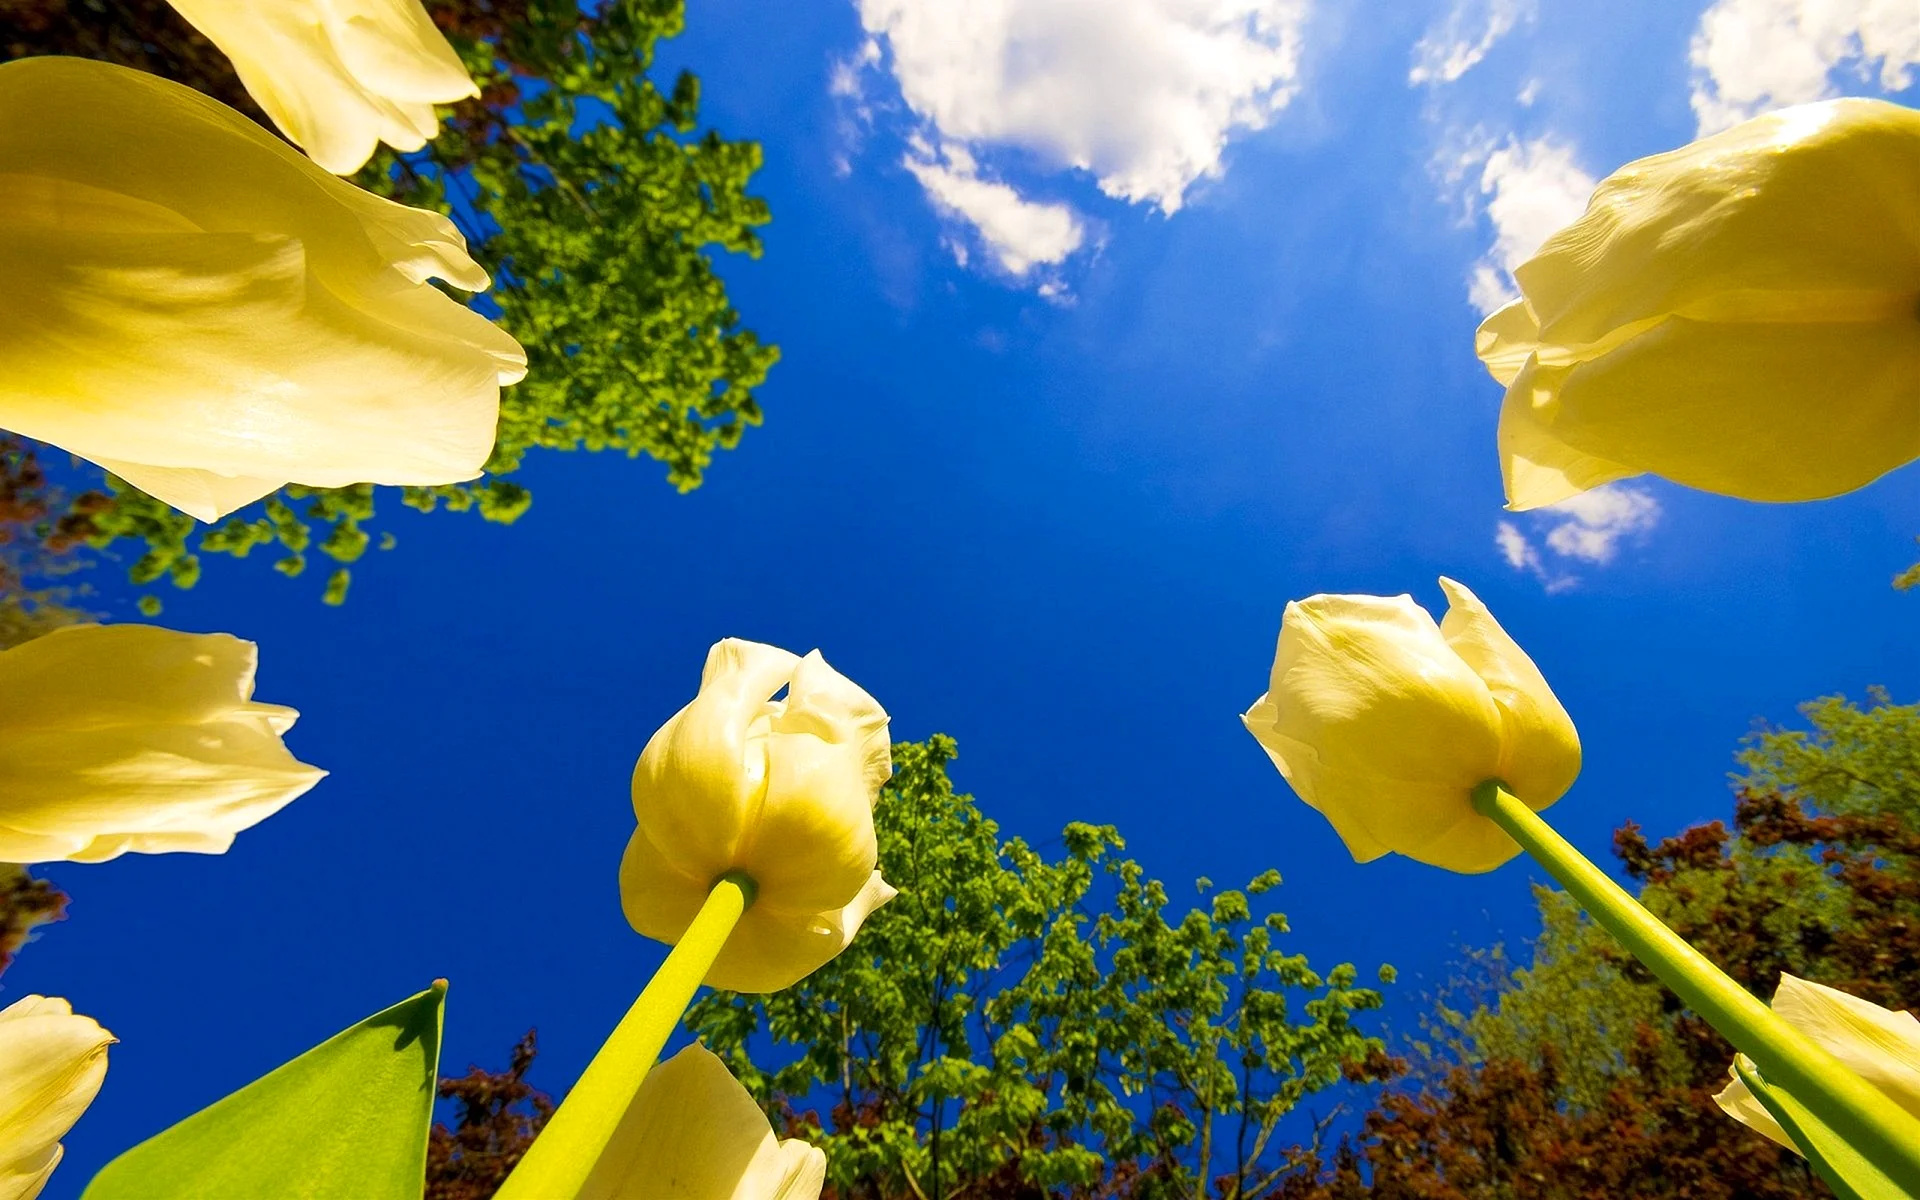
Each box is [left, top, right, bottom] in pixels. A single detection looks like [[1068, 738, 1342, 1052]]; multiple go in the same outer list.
[[15, 1, 1919, 1191]]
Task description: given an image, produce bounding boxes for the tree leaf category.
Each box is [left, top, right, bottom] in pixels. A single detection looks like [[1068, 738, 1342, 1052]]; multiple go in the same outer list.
[[82, 981, 446, 1200], [1733, 1059, 1909, 1200]]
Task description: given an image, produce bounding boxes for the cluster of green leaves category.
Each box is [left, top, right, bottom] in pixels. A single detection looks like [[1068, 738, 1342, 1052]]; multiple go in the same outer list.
[[689, 736, 1393, 1200], [18, 0, 774, 606]]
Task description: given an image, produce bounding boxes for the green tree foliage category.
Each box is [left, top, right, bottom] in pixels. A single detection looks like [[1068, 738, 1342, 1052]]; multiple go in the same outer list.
[[1284, 691, 1918, 1198], [688, 736, 1394, 1200], [1, 0, 775, 604]]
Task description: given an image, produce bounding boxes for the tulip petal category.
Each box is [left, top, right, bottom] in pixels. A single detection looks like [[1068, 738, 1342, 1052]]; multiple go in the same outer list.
[[1714, 1060, 1796, 1151], [633, 640, 801, 889], [0, 59, 523, 521], [1496, 356, 1645, 510], [618, 819, 712, 960], [322, 0, 478, 104], [577, 1044, 824, 1200], [166, 0, 474, 175], [1771, 976, 1920, 1119], [0, 625, 325, 864], [0, 225, 502, 511], [1509, 316, 1920, 506], [744, 652, 887, 914], [0, 996, 112, 1200], [1517, 100, 1920, 351], [1474, 300, 1541, 387], [1241, 699, 1391, 864], [1436, 578, 1580, 814], [709, 872, 898, 995]]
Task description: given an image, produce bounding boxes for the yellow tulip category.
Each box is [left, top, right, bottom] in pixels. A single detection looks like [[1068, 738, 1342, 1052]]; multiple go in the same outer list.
[[575, 1044, 823, 1200], [621, 639, 895, 993], [0, 996, 113, 1200], [165, 0, 478, 175], [1478, 98, 1920, 510], [0, 56, 526, 523], [1242, 578, 1580, 873], [1715, 974, 1920, 1154], [0, 624, 325, 863]]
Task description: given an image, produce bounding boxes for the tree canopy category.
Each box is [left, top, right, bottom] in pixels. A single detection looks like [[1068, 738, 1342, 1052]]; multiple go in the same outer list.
[[1, 0, 775, 606], [688, 736, 1394, 1200]]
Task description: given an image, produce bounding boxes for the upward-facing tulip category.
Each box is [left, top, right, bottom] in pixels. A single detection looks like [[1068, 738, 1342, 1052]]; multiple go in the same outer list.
[[621, 639, 895, 993], [1242, 578, 1580, 873], [164, 0, 478, 175], [1715, 974, 1920, 1155], [0, 996, 113, 1200], [0, 57, 526, 523], [1478, 98, 1920, 510], [0, 624, 325, 863], [577, 1044, 824, 1200]]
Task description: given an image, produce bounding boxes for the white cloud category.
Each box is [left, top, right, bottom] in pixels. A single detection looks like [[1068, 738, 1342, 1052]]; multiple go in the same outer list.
[[1497, 484, 1662, 590], [1410, 0, 1535, 86], [1455, 135, 1594, 313], [846, 0, 1308, 282], [902, 145, 1086, 276], [1496, 520, 1544, 573], [1541, 485, 1661, 564], [1690, 0, 1920, 134]]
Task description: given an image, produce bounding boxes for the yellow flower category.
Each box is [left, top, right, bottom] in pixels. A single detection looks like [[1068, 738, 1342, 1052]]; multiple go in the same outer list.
[[0, 996, 113, 1200], [1478, 98, 1920, 510], [0, 624, 325, 863], [1715, 974, 1920, 1154], [165, 0, 478, 175], [577, 1044, 824, 1200], [0, 56, 526, 523], [621, 639, 895, 993], [1242, 578, 1580, 873]]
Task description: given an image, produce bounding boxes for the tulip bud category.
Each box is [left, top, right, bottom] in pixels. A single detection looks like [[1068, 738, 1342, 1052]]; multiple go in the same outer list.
[[1242, 578, 1580, 873], [0, 996, 113, 1200], [1479, 98, 1920, 510], [577, 1044, 824, 1200], [1715, 974, 1920, 1154], [165, 0, 479, 175], [621, 639, 895, 993], [0, 57, 527, 523], [0, 624, 325, 864]]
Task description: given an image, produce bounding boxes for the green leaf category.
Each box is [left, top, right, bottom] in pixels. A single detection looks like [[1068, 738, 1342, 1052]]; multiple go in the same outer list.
[[1734, 1059, 1909, 1200], [83, 982, 446, 1200]]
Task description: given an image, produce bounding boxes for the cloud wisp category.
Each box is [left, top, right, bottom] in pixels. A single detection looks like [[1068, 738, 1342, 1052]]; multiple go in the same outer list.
[[1690, 0, 1920, 135], [1498, 484, 1663, 592], [1409, 0, 1536, 87], [840, 0, 1311, 286]]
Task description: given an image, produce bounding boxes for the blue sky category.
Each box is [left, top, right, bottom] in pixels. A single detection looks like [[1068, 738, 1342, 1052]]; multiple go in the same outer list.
[[18, 0, 1920, 1190]]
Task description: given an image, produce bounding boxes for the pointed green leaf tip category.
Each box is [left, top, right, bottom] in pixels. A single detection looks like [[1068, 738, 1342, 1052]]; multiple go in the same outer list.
[[82, 981, 447, 1200], [1732, 1059, 1909, 1200]]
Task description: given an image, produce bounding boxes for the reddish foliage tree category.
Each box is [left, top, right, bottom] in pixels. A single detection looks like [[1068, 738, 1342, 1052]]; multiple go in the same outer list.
[[426, 1030, 554, 1200], [1280, 789, 1918, 1198]]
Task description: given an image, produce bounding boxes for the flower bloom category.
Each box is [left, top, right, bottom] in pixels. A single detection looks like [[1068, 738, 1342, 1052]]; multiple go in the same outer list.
[[165, 0, 478, 175], [1478, 98, 1920, 510], [0, 56, 526, 523], [577, 1044, 824, 1200], [1715, 974, 1920, 1153], [0, 624, 325, 863], [621, 639, 895, 993], [0, 996, 113, 1200], [1242, 578, 1580, 873]]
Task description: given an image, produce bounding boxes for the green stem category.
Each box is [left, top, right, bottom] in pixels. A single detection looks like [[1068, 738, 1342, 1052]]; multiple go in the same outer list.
[[494, 872, 756, 1200], [1473, 782, 1920, 1191]]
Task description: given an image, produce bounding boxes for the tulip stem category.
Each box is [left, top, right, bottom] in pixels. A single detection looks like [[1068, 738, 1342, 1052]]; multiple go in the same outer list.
[[493, 872, 756, 1200], [1472, 782, 1920, 1191]]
